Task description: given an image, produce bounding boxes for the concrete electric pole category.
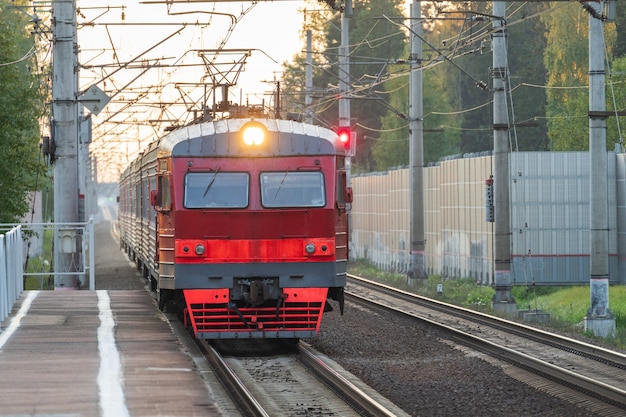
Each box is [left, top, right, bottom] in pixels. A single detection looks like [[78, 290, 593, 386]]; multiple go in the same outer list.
[[52, 0, 79, 289], [407, 0, 428, 284], [584, 0, 615, 337], [491, 1, 516, 315]]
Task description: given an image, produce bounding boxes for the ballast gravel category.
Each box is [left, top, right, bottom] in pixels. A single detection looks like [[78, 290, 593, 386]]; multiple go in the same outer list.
[[308, 301, 607, 417]]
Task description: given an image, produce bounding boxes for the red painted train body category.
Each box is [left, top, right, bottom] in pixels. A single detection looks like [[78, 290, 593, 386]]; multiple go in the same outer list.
[[118, 118, 350, 339]]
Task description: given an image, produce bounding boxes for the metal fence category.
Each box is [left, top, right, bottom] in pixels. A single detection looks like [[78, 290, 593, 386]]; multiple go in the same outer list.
[[0, 219, 95, 313], [0, 225, 23, 324], [350, 152, 625, 286]]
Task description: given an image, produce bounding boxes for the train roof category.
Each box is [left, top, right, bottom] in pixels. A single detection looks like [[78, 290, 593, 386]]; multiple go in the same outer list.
[[155, 118, 341, 158]]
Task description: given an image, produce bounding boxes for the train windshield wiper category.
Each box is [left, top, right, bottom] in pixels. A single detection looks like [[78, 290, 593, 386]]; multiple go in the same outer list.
[[274, 170, 289, 200], [202, 166, 220, 198]]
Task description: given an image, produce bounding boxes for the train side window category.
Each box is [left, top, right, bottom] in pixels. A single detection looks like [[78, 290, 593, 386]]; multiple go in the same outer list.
[[157, 175, 171, 211], [134, 180, 141, 217], [184, 172, 249, 209], [142, 177, 149, 219], [336, 171, 353, 208], [260, 171, 325, 208], [337, 172, 346, 207], [149, 176, 157, 219]]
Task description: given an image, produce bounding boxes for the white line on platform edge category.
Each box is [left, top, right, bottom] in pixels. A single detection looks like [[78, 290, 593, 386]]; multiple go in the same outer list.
[[0, 290, 39, 350], [97, 290, 130, 417]]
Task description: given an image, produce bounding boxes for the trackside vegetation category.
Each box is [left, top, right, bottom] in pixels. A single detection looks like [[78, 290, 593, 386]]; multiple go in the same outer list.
[[0, 0, 48, 223], [22, 227, 54, 290], [348, 259, 626, 349]]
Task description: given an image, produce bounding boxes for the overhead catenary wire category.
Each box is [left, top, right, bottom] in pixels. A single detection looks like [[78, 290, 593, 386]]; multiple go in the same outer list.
[[80, 1, 613, 183], [605, 39, 624, 146]]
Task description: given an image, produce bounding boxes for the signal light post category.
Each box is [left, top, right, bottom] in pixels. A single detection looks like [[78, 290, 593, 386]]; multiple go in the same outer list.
[[338, 1, 352, 158], [337, 128, 351, 151]]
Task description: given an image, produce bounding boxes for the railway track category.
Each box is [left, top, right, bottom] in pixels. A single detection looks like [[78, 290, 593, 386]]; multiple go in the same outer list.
[[194, 338, 408, 417], [346, 274, 626, 416]]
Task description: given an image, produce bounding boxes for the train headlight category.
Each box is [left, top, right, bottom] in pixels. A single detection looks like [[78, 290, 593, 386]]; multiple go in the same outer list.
[[242, 122, 266, 146], [194, 243, 206, 256], [305, 243, 316, 254]]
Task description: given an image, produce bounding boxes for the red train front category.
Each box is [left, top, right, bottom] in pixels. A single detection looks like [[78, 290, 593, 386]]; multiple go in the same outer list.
[[119, 118, 350, 339]]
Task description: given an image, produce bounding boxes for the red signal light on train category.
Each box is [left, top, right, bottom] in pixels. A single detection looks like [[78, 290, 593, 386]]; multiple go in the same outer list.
[[337, 127, 351, 150]]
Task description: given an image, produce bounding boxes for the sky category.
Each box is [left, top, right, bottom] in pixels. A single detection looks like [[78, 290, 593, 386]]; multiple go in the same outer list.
[[78, 0, 414, 104], [74, 1, 414, 182], [76, 1, 311, 181], [79, 1, 306, 104]]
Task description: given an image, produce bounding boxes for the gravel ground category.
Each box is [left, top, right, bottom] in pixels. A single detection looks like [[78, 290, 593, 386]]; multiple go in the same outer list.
[[308, 302, 606, 417], [94, 218, 608, 417]]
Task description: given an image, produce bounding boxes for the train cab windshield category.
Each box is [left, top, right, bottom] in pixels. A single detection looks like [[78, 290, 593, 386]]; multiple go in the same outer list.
[[260, 171, 326, 208], [184, 172, 249, 208]]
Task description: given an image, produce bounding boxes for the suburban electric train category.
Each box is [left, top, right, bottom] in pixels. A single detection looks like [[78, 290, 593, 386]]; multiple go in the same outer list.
[[118, 111, 351, 339]]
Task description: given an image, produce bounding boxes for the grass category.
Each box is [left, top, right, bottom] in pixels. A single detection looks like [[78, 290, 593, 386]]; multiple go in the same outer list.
[[22, 228, 55, 290], [348, 258, 626, 349], [348, 258, 496, 311], [513, 284, 626, 347]]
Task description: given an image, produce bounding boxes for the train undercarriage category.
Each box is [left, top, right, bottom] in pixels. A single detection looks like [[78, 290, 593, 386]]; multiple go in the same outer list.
[[147, 270, 344, 340]]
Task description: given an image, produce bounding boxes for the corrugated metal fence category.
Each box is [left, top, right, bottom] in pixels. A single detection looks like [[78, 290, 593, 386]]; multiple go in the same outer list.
[[350, 152, 625, 285]]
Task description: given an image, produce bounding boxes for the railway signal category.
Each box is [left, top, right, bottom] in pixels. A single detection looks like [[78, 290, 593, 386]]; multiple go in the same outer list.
[[337, 127, 351, 151]]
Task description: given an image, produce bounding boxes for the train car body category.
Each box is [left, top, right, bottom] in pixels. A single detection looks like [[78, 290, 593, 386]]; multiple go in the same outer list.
[[119, 118, 350, 339]]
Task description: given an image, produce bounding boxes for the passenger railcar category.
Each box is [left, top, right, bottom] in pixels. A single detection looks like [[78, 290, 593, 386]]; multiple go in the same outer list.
[[118, 117, 351, 339]]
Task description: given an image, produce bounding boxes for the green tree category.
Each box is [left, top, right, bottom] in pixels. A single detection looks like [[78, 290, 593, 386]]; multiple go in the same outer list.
[[372, 60, 461, 170], [506, 2, 550, 151], [374, 1, 550, 166], [371, 66, 410, 170], [453, 2, 549, 153], [542, 2, 589, 150], [612, 0, 626, 58], [0, 0, 47, 223], [542, 1, 617, 150], [281, 0, 406, 171], [608, 55, 626, 147]]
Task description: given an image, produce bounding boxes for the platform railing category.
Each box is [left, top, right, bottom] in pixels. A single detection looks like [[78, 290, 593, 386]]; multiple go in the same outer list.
[[0, 218, 95, 305], [0, 225, 23, 324]]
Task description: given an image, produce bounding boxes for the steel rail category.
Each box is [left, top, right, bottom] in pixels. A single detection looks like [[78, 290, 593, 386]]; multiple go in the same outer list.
[[298, 343, 399, 417], [346, 274, 626, 410], [195, 339, 269, 417], [444, 325, 626, 408], [348, 274, 626, 369]]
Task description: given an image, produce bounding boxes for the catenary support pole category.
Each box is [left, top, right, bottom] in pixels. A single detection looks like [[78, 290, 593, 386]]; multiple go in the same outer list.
[[407, 0, 428, 284], [584, 0, 615, 337], [491, 1, 516, 315], [52, 0, 79, 289]]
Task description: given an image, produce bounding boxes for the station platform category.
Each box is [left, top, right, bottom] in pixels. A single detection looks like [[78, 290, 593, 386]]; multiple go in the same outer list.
[[0, 290, 224, 417]]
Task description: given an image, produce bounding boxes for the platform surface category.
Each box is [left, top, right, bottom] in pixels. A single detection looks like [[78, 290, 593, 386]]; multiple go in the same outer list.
[[0, 290, 222, 417]]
